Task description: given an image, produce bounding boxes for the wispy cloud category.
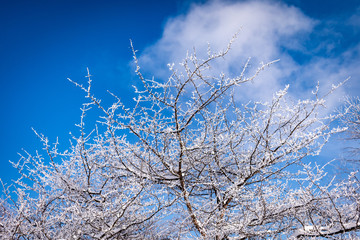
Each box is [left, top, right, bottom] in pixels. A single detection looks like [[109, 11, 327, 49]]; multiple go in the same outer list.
[[138, 0, 359, 106], [348, 6, 360, 27]]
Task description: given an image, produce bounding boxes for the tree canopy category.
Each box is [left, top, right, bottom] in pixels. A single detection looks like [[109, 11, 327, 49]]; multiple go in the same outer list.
[[1, 40, 359, 239]]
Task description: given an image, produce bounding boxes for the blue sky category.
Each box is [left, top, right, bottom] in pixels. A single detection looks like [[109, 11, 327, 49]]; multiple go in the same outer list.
[[0, 0, 359, 183]]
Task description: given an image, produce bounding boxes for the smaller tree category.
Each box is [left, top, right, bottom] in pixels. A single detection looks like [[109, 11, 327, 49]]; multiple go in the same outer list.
[[342, 97, 360, 163]]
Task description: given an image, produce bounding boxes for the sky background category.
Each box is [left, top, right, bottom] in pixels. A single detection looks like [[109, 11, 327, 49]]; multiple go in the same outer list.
[[0, 0, 359, 184]]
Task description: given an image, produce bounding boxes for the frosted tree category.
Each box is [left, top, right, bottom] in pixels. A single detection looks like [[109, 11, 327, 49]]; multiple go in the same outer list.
[[1, 39, 359, 239], [342, 97, 360, 164]]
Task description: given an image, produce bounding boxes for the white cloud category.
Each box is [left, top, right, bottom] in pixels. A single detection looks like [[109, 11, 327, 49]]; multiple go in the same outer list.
[[138, 0, 359, 105]]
